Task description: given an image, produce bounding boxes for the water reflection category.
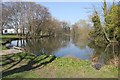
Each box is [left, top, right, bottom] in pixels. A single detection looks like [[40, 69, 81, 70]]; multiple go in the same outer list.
[[89, 41, 120, 67], [9, 36, 119, 67], [54, 41, 93, 60], [10, 36, 93, 60], [25, 36, 70, 56], [11, 39, 26, 47]]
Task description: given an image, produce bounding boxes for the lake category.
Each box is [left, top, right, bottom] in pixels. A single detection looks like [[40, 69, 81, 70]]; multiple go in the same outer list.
[[9, 36, 93, 60], [7, 36, 120, 67]]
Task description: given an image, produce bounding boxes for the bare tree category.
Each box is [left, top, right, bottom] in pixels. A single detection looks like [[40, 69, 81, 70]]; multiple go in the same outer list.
[[1, 2, 69, 38]]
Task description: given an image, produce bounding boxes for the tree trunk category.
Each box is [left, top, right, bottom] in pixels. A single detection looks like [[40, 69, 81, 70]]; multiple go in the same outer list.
[[102, 26, 111, 43], [102, 0, 111, 43]]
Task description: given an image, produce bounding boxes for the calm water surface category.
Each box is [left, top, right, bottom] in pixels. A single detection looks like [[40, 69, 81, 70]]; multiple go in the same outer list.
[[9, 36, 120, 66], [10, 37, 93, 60]]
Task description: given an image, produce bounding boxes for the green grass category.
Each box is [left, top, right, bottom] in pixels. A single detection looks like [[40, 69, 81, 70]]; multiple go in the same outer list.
[[3, 71, 40, 78], [0, 40, 2, 44], [0, 39, 7, 50], [0, 34, 18, 46], [0, 34, 20, 39], [0, 45, 7, 50], [1, 52, 119, 78], [37, 57, 118, 78]]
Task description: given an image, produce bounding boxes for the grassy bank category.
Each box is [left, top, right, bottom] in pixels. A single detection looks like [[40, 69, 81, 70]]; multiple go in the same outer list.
[[0, 40, 7, 50], [0, 35, 20, 39], [1, 52, 119, 78], [0, 45, 7, 50], [0, 34, 19, 46]]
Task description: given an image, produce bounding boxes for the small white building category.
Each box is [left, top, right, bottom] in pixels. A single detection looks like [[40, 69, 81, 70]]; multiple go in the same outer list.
[[3, 29, 16, 34], [2, 28, 28, 34]]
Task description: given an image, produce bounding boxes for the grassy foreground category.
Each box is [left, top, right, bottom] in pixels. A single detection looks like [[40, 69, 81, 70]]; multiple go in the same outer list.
[[1, 52, 119, 78]]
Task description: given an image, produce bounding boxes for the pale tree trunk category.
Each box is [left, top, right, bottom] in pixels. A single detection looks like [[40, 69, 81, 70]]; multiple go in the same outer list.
[[102, 0, 111, 43], [102, 26, 111, 43]]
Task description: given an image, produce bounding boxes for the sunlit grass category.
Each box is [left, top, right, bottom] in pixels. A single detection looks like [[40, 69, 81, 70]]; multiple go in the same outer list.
[[2, 53, 118, 78], [0, 45, 7, 50], [0, 35, 19, 39], [37, 57, 118, 78]]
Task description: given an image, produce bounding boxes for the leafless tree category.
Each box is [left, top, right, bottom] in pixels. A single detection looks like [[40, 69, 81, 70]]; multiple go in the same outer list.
[[1, 2, 70, 38]]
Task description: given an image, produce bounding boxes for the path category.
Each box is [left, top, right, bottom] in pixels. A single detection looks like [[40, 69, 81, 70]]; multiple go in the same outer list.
[[0, 49, 22, 56]]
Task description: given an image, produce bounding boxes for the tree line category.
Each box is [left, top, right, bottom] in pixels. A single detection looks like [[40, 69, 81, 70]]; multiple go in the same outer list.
[[1, 1, 120, 44], [1, 2, 70, 38]]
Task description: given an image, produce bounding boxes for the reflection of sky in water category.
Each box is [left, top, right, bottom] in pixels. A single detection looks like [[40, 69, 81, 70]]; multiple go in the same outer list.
[[54, 42, 93, 60], [11, 39, 94, 60], [9, 38, 119, 67], [11, 40, 26, 47]]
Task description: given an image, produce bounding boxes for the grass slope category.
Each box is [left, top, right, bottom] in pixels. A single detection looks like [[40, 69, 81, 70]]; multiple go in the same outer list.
[[1, 53, 118, 78]]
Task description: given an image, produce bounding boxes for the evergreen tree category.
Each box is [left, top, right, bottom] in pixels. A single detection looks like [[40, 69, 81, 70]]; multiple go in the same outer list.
[[90, 1, 120, 45], [90, 11, 106, 45], [105, 4, 120, 42]]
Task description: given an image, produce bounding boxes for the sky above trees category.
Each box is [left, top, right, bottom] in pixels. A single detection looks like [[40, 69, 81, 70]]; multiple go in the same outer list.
[[3, 0, 119, 2], [2, 0, 117, 24], [39, 2, 113, 24]]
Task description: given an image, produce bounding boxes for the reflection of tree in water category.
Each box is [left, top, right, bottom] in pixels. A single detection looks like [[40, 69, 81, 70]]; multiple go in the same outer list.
[[16, 39, 26, 47], [25, 36, 70, 56], [88, 41, 120, 67], [72, 35, 89, 49]]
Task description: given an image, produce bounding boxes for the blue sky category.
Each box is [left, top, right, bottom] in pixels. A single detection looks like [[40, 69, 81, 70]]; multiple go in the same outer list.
[[38, 2, 112, 24], [3, 0, 114, 24], [3, 0, 119, 2]]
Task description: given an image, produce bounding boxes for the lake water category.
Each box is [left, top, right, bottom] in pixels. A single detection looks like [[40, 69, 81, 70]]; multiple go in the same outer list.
[[8, 36, 120, 66], [10, 36, 93, 60]]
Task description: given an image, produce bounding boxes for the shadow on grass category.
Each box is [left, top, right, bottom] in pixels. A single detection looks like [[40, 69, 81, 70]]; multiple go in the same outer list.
[[1, 54, 16, 66], [2, 53, 56, 78]]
